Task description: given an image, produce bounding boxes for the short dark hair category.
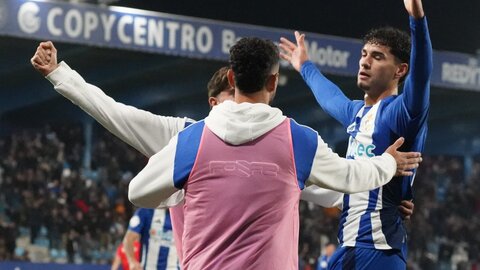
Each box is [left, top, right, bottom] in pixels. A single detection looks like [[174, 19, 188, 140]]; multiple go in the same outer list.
[[229, 37, 279, 94], [363, 27, 411, 82], [207, 66, 230, 98]]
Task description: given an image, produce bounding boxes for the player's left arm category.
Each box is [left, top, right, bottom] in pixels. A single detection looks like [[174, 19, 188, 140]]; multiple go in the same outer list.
[[388, 0, 433, 133], [402, 0, 432, 117], [129, 122, 202, 208], [300, 185, 343, 208], [305, 135, 422, 193], [128, 136, 181, 208]]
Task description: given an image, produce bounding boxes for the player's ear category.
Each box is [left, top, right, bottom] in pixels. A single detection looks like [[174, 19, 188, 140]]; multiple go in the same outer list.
[[395, 63, 409, 81], [227, 69, 235, 89], [266, 72, 279, 93], [208, 97, 219, 107]]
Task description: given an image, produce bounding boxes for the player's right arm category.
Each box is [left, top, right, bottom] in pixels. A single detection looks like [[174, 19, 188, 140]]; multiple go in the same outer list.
[[31, 41, 192, 158], [111, 250, 122, 270], [123, 231, 141, 270], [280, 32, 357, 127], [124, 209, 147, 270], [401, 0, 432, 116]]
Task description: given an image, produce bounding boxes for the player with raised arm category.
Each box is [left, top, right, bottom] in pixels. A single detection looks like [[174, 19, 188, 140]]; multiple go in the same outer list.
[[280, 0, 432, 268]]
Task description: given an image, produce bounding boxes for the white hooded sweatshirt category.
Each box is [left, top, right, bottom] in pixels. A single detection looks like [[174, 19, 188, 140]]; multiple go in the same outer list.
[[128, 100, 396, 208], [46, 62, 345, 208]]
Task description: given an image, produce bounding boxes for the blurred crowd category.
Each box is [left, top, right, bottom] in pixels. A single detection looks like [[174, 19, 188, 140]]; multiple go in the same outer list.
[[1, 124, 480, 269], [0, 124, 142, 263], [298, 155, 480, 270], [406, 155, 480, 270]]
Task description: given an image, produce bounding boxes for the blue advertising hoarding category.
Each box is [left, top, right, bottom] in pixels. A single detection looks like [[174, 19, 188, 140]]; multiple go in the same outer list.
[[1, 0, 479, 91]]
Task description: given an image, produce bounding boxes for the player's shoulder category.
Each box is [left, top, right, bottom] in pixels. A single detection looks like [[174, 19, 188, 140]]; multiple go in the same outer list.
[[352, 100, 365, 109], [377, 95, 398, 107], [289, 118, 318, 136], [375, 95, 400, 117], [135, 208, 154, 218], [179, 120, 205, 134]]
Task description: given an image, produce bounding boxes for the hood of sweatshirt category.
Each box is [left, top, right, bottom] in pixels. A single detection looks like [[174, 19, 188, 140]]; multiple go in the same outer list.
[[204, 100, 287, 145]]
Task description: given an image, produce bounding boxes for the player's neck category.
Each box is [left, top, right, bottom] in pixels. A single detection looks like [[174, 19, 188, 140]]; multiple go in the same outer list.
[[234, 89, 270, 105], [364, 86, 398, 106]]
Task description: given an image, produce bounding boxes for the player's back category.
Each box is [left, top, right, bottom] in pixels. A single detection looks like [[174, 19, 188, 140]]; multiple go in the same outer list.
[[181, 119, 301, 270]]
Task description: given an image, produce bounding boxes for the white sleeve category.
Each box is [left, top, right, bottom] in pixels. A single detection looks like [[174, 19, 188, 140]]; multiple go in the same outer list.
[[128, 136, 180, 208], [300, 185, 343, 208], [306, 135, 396, 193], [46, 61, 193, 157]]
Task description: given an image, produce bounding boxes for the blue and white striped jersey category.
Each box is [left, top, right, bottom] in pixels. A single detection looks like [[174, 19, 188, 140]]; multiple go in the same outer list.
[[128, 208, 179, 269], [338, 98, 428, 250], [300, 16, 432, 251]]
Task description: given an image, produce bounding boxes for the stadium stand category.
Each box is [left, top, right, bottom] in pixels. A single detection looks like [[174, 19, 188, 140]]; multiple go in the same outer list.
[[1, 123, 480, 269]]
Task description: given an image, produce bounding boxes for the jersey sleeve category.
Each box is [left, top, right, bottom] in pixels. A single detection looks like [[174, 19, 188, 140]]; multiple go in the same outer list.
[[46, 61, 194, 157], [128, 121, 204, 208], [300, 61, 361, 128], [290, 120, 397, 193], [310, 136, 397, 193], [300, 185, 343, 208], [127, 208, 149, 234], [384, 16, 433, 135]]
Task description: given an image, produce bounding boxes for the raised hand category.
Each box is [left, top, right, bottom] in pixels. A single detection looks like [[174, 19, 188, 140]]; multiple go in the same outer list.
[[279, 31, 309, 72], [385, 137, 422, 177], [31, 41, 59, 76], [404, 0, 424, 19]]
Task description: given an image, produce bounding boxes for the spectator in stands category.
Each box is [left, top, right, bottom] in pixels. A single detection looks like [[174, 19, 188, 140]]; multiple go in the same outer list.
[[317, 243, 336, 270]]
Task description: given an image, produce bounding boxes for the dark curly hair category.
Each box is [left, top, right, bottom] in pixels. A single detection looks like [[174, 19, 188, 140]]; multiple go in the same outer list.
[[363, 27, 411, 82], [229, 37, 279, 94]]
